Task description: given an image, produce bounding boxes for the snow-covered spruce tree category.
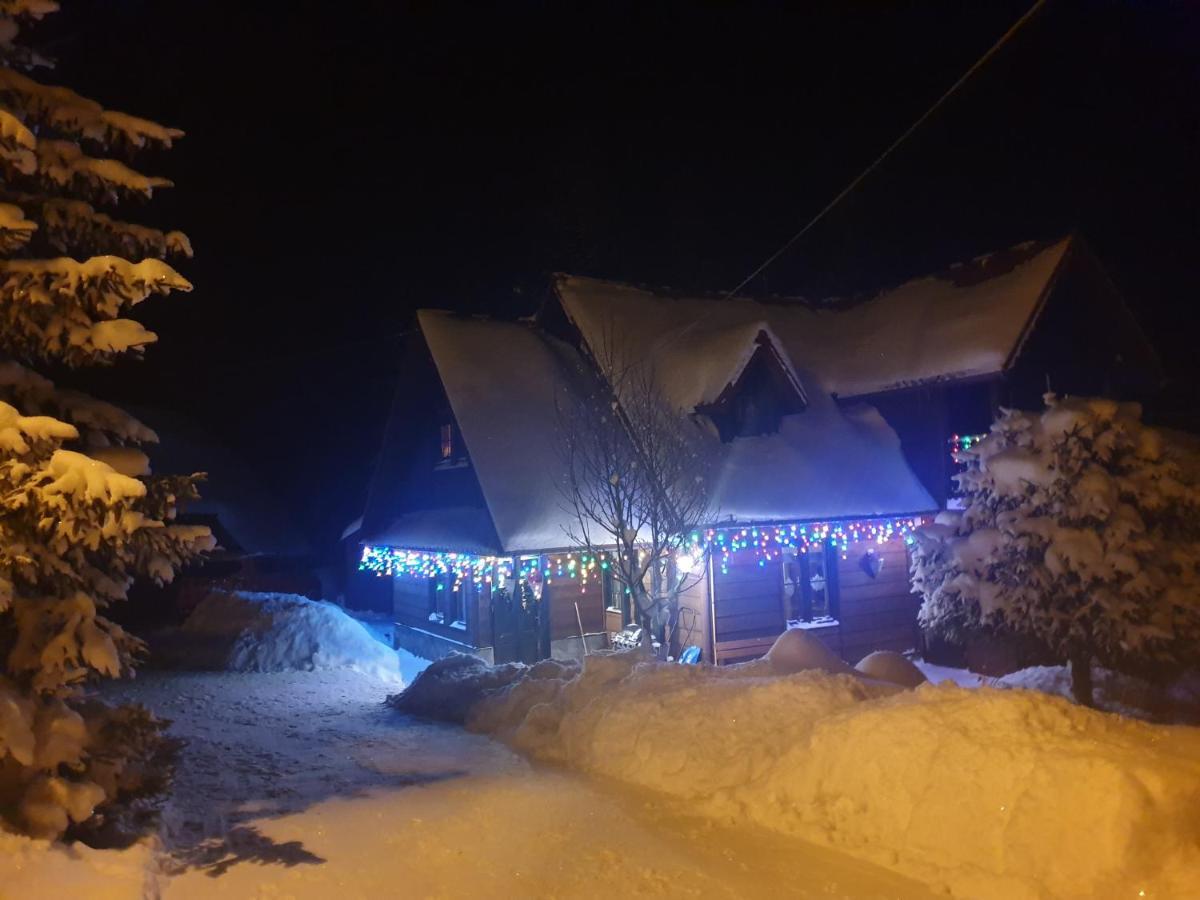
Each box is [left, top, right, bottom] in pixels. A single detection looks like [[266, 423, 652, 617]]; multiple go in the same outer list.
[[0, 2, 212, 838], [912, 394, 1200, 706]]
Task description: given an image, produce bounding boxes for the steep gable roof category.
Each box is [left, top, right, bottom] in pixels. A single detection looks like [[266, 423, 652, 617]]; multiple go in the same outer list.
[[556, 277, 806, 413], [780, 237, 1074, 397], [418, 310, 595, 553], [555, 236, 1081, 399], [414, 311, 932, 555]]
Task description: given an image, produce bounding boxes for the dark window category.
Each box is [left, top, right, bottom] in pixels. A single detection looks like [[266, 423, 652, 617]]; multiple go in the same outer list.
[[734, 386, 780, 438], [427, 577, 443, 623], [602, 566, 629, 623], [699, 342, 806, 443], [450, 578, 469, 629], [428, 573, 469, 629]]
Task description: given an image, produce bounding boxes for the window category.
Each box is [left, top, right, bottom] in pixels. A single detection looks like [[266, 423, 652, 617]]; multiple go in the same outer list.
[[697, 341, 806, 443], [427, 573, 469, 630], [783, 546, 839, 626], [602, 566, 629, 623], [427, 576, 444, 624], [435, 421, 470, 469]]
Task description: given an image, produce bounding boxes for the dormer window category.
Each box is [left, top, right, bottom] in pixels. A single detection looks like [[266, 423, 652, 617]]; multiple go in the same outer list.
[[697, 332, 806, 443]]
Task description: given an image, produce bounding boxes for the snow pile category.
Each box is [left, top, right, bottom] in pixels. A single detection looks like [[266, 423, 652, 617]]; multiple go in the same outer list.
[[0, 831, 155, 899], [178, 591, 402, 680], [761, 626, 855, 674], [388, 652, 528, 721], [995, 664, 1200, 723], [855, 649, 928, 687], [399, 648, 1200, 899]]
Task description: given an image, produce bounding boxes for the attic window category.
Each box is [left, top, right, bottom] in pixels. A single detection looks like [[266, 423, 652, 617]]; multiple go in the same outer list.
[[697, 338, 806, 442], [435, 422, 469, 469]]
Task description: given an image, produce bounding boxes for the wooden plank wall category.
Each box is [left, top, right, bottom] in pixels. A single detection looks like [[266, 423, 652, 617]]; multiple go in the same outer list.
[[546, 579, 607, 640], [393, 574, 488, 648], [676, 571, 711, 661], [836, 539, 920, 664], [709, 538, 920, 665], [393, 575, 429, 626], [712, 559, 786, 643]]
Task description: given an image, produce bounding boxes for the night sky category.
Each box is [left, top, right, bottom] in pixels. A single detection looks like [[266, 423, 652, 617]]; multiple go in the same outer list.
[[26, 0, 1200, 559]]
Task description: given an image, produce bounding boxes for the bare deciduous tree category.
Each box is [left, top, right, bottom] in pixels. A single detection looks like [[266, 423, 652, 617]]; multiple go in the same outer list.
[[556, 323, 715, 655]]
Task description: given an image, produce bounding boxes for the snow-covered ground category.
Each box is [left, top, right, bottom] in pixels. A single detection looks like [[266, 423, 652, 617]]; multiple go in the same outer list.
[[87, 667, 934, 899], [7, 608, 1198, 899], [398, 641, 1200, 900]]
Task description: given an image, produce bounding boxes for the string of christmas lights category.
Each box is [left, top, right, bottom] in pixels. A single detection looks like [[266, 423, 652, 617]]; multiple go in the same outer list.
[[687, 517, 927, 575], [360, 515, 930, 584], [949, 432, 986, 465], [358, 547, 513, 588]]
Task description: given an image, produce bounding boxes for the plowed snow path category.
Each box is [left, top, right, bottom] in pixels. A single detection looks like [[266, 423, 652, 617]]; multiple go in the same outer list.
[[105, 670, 935, 899]]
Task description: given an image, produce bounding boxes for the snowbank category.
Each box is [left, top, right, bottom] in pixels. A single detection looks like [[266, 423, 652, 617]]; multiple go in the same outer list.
[[995, 664, 1200, 724], [176, 591, 404, 680], [0, 831, 155, 899], [389, 652, 530, 722], [913, 658, 1200, 724], [397, 650, 1200, 899]]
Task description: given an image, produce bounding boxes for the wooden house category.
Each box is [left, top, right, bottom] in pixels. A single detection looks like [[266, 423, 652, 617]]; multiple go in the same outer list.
[[348, 235, 1159, 666], [771, 234, 1162, 505]]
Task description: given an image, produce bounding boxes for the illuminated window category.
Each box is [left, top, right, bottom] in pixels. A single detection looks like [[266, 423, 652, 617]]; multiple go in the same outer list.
[[440, 423, 454, 460], [784, 546, 839, 624]]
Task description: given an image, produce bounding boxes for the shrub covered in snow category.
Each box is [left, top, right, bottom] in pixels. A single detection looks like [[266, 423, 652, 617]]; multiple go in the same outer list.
[[398, 650, 1200, 899], [176, 591, 403, 680], [0, 8, 211, 837], [913, 395, 1200, 705]]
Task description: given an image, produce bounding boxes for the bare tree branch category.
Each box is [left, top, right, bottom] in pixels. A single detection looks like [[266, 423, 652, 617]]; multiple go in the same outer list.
[[556, 317, 716, 656]]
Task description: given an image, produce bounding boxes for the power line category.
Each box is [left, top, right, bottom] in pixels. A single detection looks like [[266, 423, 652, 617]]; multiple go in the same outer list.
[[725, 0, 1051, 300]]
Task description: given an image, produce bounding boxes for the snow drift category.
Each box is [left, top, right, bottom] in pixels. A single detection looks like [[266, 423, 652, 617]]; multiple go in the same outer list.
[[176, 591, 402, 680], [0, 831, 154, 899], [395, 649, 1200, 899]]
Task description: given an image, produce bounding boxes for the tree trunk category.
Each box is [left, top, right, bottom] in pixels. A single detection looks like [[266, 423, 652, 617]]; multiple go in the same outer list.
[[1069, 651, 1094, 707]]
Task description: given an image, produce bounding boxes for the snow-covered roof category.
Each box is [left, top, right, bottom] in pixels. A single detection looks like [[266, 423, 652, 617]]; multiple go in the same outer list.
[[418, 310, 596, 553], [366, 507, 502, 555], [556, 236, 1074, 399], [710, 398, 934, 523], [556, 280, 807, 413], [413, 310, 933, 554]]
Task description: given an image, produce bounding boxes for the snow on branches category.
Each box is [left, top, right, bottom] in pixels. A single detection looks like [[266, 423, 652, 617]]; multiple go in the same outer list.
[[0, 67, 182, 150], [912, 395, 1200, 704], [0, 9, 208, 838], [0, 255, 190, 364]]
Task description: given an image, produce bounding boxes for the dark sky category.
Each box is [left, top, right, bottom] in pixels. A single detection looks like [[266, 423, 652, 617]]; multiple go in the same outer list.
[[28, 0, 1200, 557]]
